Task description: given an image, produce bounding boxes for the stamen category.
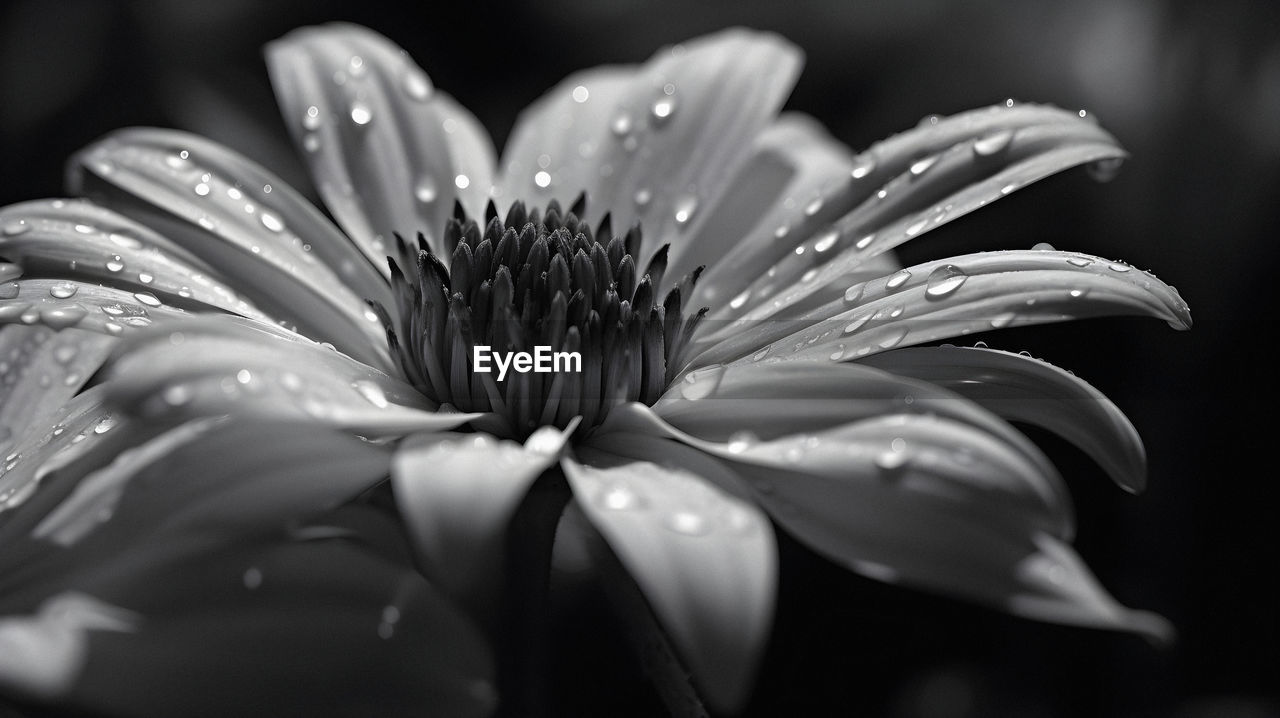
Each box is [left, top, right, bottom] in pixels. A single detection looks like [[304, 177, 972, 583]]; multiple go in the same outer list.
[[372, 196, 706, 438]]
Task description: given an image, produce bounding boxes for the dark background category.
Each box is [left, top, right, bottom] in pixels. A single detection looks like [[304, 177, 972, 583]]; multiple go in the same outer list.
[[2, 1, 1276, 716]]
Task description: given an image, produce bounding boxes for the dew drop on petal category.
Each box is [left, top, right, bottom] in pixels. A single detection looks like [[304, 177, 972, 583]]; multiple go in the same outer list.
[[1087, 157, 1124, 182], [106, 257, 125, 273], [1067, 257, 1092, 267], [352, 380, 389, 409], [680, 365, 724, 400], [1108, 262, 1131, 273], [454, 175, 470, 190], [43, 306, 88, 329], [414, 177, 438, 204], [751, 347, 769, 362], [924, 264, 967, 299], [1032, 242, 1056, 251], [843, 313, 871, 334], [610, 113, 633, 137], [571, 85, 589, 103], [0, 263, 22, 282], [1069, 288, 1088, 298], [991, 311, 1017, 328], [48, 283, 78, 299], [850, 154, 876, 179], [673, 196, 697, 226], [804, 196, 824, 216], [885, 270, 912, 290], [303, 134, 322, 153], [729, 289, 750, 310], [134, 292, 162, 307], [651, 97, 676, 124], [599, 485, 640, 511], [973, 129, 1014, 157], [844, 284, 863, 304], [0, 282, 18, 300], [349, 102, 373, 126], [664, 511, 709, 536], [534, 171, 551, 188], [633, 188, 652, 207], [726, 431, 757, 454], [855, 234, 875, 250], [878, 325, 909, 349], [302, 105, 322, 130], [2, 221, 31, 237], [909, 155, 938, 177], [829, 344, 846, 361], [194, 182, 210, 196], [905, 218, 929, 237], [243, 567, 263, 590], [402, 70, 432, 101]]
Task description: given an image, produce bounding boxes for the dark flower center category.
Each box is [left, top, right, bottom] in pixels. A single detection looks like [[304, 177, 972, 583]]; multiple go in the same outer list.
[[371, 196, 706, 439]]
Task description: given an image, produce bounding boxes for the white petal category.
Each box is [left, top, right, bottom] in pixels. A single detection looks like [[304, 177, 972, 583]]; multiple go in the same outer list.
[[266, 23, 497, 255], [860, 345, 1149, 492], [0, 198, 272, 322], [690, 249, 1191, 368], [498, 29, 801, 267], [102, 316, 477, 437], [1, 278, 192, 335], [390, 424, 572, 600], [561, 452, 776, 711], [67, 130, 393, 371], [716, 104, 1130, 328]]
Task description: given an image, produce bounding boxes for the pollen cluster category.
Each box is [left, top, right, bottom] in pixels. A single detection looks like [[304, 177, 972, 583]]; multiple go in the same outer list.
[[372, 197, 707, 438]]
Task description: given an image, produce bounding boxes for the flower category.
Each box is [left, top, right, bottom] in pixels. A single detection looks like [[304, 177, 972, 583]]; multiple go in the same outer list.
[[0, 22, 1190, 716]]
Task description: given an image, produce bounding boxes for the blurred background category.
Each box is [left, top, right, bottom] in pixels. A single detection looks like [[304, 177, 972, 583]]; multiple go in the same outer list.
[[1, 0, 1276, 716]]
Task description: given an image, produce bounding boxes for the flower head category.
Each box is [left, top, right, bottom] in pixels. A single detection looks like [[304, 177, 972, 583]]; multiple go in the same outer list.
[[0, 22, 1189, 715]]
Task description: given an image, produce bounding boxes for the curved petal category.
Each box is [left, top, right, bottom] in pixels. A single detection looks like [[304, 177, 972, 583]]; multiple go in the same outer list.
[[699, 103, 1130, 335], [390, 422, 574, 601], [860, 345, 1149, 492], [0, 198, 271, 322], [1, 278, 192, 336], [592, 403, 1167, 642], [688, 114, 893, 311], [0, 420, 494, 718], [0, 325, 113, 444], [266, 23, 497, 256], [67, 130, 393, 371], [689, 249, 1191, 368], [561, 451, 776, 712], [499, 28, 801, 269], [100, 316, 478, 437]]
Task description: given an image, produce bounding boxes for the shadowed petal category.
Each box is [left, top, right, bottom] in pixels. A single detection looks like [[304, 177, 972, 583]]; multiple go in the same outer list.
[[100, 317, 478, 437], [690, 249, 1191, 368], [703, 104, 1130, 332], [0, 420, 494, 717], [390, 422, 573, 602], [499, 28, 801, 264], [0, 199, 271, 322], [67, 130, 393, 371], [266, 23, 497, 255], [860, 345, 1149, 492], [561, 452, 776, 712]]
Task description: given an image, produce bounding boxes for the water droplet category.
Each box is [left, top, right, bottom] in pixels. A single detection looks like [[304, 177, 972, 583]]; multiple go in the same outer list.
[[804, 196, 824, 216], [680, 365, 724, 400], [877, 326, 909, 349], [909, 156, 938, 176], [905, 218, 929, 237], [1087, 157, 1124, 183], [810, 231, 838, 254], [53, 344, 76, 364], [1067, 257, 1092, 268], [138, 272, 154, 285], [259, 212, 284, 233], [134, 292, 162, 307], [728, 289, 750, 310], [0, 263, 21, 282], [843, 313, 871, 334], [197, 216, 217, 230], [1069, 288, 1087, 298], [303, 134, 322, 153], [163, 384, 192, 406], [1000, 183, 1018, 195], [106, 256, 125, 273], [402, 70, 432, 101], [571, 85, 589, 103], [454, 175, 470, 190], [349, 102, 373, 126], [1107, 262, 1131, 273], [0, 283, 18, 300], [48, 283, 77, 299], [991, 311, 1017, 328], [726, 431, 757, 454], [194, 182, 210, 196], [829, 345, 846, 361], [973, 129, 1014, 157], [610, 113, 633, 137], [1032, 242, 1056, 251], [43, 306, 88, 329], [885, 269, 912, 290], [2, 221, 31, 236], [673, 196, 697, 226], [925, 264, 967, 299], [855, 234, 875, 250], [850, 154, 876, 179], [844, 284, 863, 303], [352, 380, 389, 409], [651, 97, 676, 124], [751, 347, 769, 362], [534, 170, 551, 188], [875, 441, 910, 472], [93, 416, 116, 434], [664, 511, 709, 536], [414, 177, 438, 204], [599, 485, 640, 510], [633, 188, 652, 207]]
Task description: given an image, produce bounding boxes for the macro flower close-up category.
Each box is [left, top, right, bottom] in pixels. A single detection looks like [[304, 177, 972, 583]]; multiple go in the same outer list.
[[0, 12, 1211, 718]]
